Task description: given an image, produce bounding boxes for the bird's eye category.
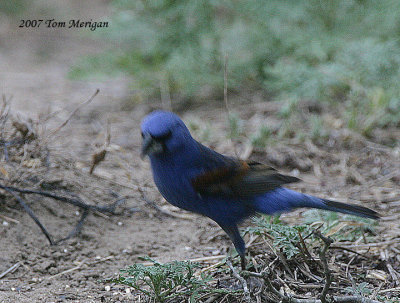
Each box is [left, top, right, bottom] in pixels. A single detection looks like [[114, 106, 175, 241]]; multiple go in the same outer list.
[[152, 130, 172, 142], [141, 132, 144, 138]]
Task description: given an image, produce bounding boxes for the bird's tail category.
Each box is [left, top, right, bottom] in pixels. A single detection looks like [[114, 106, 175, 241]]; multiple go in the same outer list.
[[319, 199, 379, 219], [255, 188, 379, 220]]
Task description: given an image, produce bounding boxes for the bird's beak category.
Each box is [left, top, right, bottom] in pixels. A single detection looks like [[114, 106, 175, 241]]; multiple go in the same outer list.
[[140, 133, 163, 159], [141, 133, 153, 159]]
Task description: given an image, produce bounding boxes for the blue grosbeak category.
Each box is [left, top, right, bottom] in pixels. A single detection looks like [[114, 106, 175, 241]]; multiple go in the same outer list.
[[141, 110, 379, 268]]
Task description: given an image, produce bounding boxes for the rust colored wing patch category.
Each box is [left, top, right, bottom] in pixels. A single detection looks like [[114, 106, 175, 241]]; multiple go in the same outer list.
[[192, 160, 300, 198]]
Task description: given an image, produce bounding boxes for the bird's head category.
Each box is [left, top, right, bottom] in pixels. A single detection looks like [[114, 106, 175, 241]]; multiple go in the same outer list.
[[140, 110, 192, 159]]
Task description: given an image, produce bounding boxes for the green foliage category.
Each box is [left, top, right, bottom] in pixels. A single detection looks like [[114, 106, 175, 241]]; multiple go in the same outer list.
[[247, 215, 314, 259], [375, 295, 400, 303], [111, 257, 238, 302], [302, 209, 377, 241], [71, 0, 400, 130], [310, 115, 328, 142], [345, 282, 372, 296], [251, 125, 272, 148], [227, 113, 244, 140], [278, 98, 299, 119], [247, 211, 376, 259]]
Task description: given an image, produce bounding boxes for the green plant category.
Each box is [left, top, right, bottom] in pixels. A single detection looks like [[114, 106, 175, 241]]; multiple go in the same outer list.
[[247, 215, 314, 259], [375, 295, 400, 303], [227, 112, 244, 140], [345, 282, 373, 296], [110, 257, 238, 302], [302, 209, 377, 241], [247, 211, 376, 260], [70, 0, 400, 137], [251, 125, 272, 148], [310, 115, 328, 142]]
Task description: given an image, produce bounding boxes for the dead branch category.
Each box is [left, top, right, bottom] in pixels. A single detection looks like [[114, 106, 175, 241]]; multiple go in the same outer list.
[[51, 89, 99, 136], [3, 187, 55, 245], [54, 209, 89, 244], [240, 229, 385, 303], [0, 183, 123, 245], [314, 230, 334, 303], [242, 270, 382, 303], [0, 184, 119, 213], [226, 258, 251, 303], [0, 262, 21, 279]]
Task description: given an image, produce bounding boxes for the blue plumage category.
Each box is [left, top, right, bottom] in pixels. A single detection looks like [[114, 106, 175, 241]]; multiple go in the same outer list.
[[141, 110, 379, 268]]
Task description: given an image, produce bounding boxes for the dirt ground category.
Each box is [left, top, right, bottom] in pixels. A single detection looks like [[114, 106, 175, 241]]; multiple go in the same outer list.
[[1, 2, 400, 303]]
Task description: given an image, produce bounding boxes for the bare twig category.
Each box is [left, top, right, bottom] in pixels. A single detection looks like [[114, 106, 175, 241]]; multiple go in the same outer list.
[[226, 258, 251, 303], [337, 239, 398, 249], [54, 209, 89, 244], [0, 184, 123, 245], [378, 287, 400, 294], [242, 269, 284, 300], [51, 89, 100, 136], [241, 227, 383, 303], [0, 213, 20, 224], [0, 262, 21, 279], [242, 269, 382, 303], [290, 297, 382, 303], [330, 246, 370, 259], [386, 263, 400, 286], [0, 184, 118, 213], [265, 240, 294, 278], [314, 230, 334, 303], [189, 255, 226, 263], [3, 187, 55, 245]]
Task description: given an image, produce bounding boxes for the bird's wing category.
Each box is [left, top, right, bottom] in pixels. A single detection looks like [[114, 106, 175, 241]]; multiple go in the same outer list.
[[191, 143, 300, 198]]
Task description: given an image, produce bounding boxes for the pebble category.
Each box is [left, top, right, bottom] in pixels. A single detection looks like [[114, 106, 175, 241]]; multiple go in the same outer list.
[[104, 285, 111, 291]]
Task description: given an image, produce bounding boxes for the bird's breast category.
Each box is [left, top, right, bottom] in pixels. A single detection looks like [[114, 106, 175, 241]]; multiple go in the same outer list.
[[151, 159, 202, 212]]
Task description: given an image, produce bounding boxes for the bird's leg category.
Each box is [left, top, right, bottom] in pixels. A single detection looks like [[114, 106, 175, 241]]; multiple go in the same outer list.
[[240, 254, 246, 270], [218, 223, 247, 270]]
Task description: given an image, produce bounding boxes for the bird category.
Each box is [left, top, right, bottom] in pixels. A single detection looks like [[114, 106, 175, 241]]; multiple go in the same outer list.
[[140, 110, 380, 269]]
